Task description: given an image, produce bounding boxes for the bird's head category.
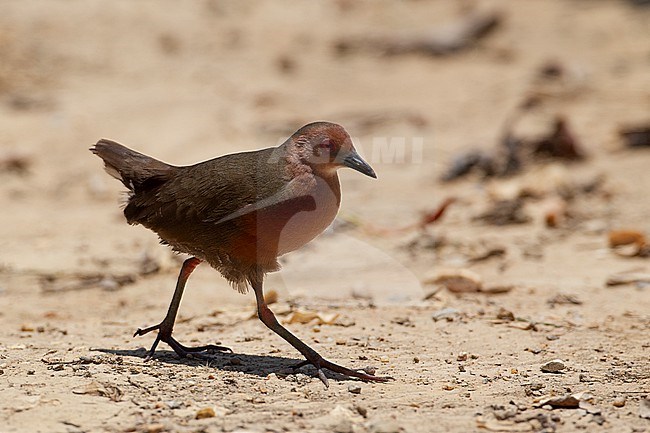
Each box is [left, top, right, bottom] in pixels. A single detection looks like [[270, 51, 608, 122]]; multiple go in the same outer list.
[[290, 122, 376, 179]]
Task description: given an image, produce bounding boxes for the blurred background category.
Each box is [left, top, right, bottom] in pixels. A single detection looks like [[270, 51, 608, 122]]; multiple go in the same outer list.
[[1, 0, 648, 304], [1, 1, 650, 431]]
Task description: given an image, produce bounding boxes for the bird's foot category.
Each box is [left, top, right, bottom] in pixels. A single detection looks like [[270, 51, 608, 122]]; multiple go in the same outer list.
[[291, 356, 393, 388], [133, 323, 232, 360]]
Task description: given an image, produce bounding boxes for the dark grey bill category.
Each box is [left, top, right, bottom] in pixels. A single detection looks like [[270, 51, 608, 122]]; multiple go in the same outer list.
[[343, 151, 377, 178]]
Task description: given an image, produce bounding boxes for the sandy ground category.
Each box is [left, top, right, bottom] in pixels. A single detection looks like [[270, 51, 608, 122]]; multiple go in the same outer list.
[[1, 1, 650, 432]]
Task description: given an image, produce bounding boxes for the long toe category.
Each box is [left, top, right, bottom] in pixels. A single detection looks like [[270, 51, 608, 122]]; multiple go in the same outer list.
[[133, 323, 162, 338], [165, 336, 231, 359], [300, 356, 394, 386], [181, 343, 232, 354]]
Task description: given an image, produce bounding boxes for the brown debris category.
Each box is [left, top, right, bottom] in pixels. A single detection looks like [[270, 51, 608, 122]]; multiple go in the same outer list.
[[440, 150, 496, 182], [547, 293, 582, 307], [619, 123, 650, 148], [481, 285, 514, 294], [195, 407, 216, 419], [606, 272, 650, 287], [39, 272, 136, 293], [425, 269, 482, 293], [442, 112, 586, 182], [362, 197, 455, 236], [496, 307, 515, 321], [72, 381, 123, 402], [283, 310, 340, 326], [531, 117, 584, 160], [468, 246, 506, 263], [535, 392, 594, 410], [0, 152, 31, 175], [417, 197, 457, 229], [609, 230, 645, 248], [540, 196, 568, 228], [537, 60, 565, 80], [335, 9, 502, 57], [473, 199, 531, 226], [608, 229, 650, 257]]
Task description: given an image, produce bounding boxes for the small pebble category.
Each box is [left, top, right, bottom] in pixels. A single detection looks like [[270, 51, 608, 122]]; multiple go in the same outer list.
[[144, 424, 164, 433], [165, 400, 181, 409], [362, 366, 377, 375], [456, 352, 468, 361], [348, 384, 362, 394], [612, 397, 626, 408], [431, 307, 460, 322], [540, 359, 566, 373], [579, 373, 592, 382], [428, 269, 482, 293], [195, 407, 215, 419], [496, 307, 515, 321]]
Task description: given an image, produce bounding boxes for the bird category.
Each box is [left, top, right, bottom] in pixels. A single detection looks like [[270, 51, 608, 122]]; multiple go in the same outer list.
[[90, 121, 391, 386]]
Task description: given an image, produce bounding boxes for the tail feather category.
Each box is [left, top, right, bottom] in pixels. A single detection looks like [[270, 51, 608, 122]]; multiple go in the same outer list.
[[90, 139, 176, 192]]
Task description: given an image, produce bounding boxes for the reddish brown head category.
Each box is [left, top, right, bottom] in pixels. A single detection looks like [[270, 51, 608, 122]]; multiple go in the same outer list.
[[288, 122, 376, 178]]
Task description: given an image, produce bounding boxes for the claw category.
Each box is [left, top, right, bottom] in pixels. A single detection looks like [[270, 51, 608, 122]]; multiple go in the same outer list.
[[133, 322, 230, 359], [291, 355, 393, 386], [317, 369, 330, 388], [133, 324, 161, 338]]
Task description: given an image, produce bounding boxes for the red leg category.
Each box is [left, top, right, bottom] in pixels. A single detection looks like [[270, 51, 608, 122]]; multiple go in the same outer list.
[[251, 279, 392, 387], [134, 257, 231, 359]]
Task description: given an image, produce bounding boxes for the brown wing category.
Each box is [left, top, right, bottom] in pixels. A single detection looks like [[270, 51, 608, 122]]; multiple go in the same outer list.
[[123, 145, 315, 259]]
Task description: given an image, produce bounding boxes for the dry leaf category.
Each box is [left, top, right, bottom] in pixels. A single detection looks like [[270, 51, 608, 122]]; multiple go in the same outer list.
[[606, 272, 650, 287], [424, 269, 482, 293], [608, 229, 645, 248], [72, 380, 123, 402], [195, 407, 216, 419], [284, 310, 340, 325], [476, 416, 533, 432], [534, 392, 592, 409]]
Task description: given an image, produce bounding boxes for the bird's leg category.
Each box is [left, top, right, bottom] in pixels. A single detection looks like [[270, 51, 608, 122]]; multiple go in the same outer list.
[[251, 280, 392, 387], [133, 257, 231, 360]]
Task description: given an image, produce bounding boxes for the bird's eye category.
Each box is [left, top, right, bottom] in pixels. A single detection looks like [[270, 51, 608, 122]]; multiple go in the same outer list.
[[319, 139, 334, 150]]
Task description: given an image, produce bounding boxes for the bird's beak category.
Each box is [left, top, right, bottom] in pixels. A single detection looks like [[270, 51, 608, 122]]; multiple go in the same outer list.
[[342, 150, 377, 178]]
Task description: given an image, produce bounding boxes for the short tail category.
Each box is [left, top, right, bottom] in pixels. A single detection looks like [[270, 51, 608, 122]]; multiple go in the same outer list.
[[90, 139, 176, 192]]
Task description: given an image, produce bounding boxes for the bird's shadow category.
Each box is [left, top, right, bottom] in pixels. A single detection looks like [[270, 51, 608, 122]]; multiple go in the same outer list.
[[94, 346, 355, 383]]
